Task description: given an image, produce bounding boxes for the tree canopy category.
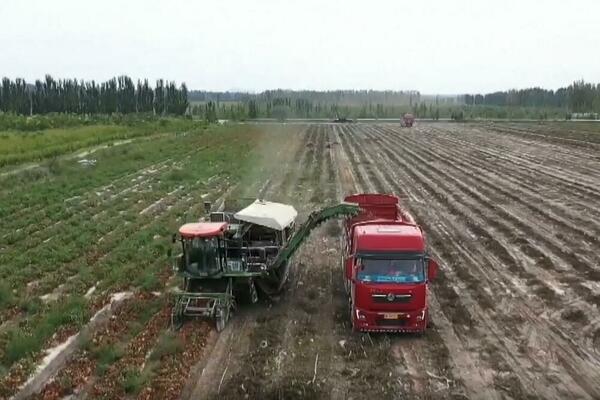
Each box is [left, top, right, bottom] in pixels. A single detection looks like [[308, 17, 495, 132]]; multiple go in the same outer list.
[[0, 75, 188, 115]]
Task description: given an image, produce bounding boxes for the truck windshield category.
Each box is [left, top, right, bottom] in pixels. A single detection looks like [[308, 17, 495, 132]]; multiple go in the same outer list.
[[357, 258, 424, 283]]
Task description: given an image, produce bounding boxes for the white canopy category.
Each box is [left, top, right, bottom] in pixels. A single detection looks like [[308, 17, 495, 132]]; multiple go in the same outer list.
[[234, 200, 298, 230]]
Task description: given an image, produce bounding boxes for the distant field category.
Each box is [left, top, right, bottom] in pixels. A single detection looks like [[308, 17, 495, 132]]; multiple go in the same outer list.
[[1, 121, 599, 399]]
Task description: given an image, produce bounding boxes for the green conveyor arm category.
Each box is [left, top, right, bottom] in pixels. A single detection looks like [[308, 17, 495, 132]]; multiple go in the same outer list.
[[270, 202, 360, 272]]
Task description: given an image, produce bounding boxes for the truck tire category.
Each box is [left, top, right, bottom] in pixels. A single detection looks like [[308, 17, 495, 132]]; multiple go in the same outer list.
[[349, 301, 358, 333]]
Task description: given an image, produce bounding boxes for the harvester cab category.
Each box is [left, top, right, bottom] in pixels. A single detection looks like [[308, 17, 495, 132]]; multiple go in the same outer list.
[[176, 222, 227, 276]]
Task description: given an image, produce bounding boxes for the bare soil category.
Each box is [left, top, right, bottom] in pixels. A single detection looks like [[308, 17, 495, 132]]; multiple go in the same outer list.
[[182, 122, 600, 400]]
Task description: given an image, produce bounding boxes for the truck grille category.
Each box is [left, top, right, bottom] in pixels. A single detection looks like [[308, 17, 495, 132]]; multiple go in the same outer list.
[[372, 294, 412, 304]]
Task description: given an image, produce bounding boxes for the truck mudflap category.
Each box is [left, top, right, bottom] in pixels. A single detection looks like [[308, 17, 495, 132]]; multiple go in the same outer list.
[[351, 307, 428, 333]]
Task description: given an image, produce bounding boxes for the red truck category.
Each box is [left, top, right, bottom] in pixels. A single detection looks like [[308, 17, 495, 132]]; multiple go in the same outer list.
[[342, 194, 438, 332]]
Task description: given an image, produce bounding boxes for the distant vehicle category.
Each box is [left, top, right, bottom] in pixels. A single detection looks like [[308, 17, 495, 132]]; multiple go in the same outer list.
[[333, 113, 354, 123], [402, 113, 415, 127]]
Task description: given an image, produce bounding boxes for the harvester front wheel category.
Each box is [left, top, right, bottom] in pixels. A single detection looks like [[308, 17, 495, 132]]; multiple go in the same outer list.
[[249, 279, 259, 304], [171, 299, 185, 331], [215, 305, 230, 332]]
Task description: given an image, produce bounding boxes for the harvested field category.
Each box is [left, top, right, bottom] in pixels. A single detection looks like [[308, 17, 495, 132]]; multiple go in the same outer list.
[[1, 121, 600, 399]]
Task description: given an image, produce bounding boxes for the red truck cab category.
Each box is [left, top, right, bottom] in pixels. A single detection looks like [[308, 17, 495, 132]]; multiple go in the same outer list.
[[342, 194, 438, 333]]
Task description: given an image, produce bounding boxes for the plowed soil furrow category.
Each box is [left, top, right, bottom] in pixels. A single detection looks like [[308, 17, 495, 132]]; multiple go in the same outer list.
[[484, 124, 600, 157], [255, 126, 344, 398], [375, 126, 600, 279], [357, 124, 600, 398], [330, 125, 358, 193], [341, 125, 466, 399], [336, 125, 374, 192], [332, 125, 411, 400], [389, 125, 600, 237], [359, 144, 578, 398], [344, 124, 509, 399], [367, 128, 593, 315], [427, 124, 600, 206], [276, 125, 316, 201], [372, 126, 600, 310], [421, 125, 600, 223], [461, 124, 600, 175]]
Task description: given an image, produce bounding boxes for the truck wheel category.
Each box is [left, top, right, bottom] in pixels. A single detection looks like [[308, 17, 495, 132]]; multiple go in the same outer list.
[[349, 302, 358, 332]]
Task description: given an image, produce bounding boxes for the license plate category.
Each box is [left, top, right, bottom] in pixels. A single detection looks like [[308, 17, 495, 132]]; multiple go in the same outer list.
[[383, 313, 401, 319]]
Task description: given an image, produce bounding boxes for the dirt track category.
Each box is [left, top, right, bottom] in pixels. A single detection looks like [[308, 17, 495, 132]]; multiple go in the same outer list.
[[176, 122, 600, 400]]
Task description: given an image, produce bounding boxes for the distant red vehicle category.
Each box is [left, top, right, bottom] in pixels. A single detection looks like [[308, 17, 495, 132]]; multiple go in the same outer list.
[[342, 194, 438, 332], [402, 113, 415, 127]]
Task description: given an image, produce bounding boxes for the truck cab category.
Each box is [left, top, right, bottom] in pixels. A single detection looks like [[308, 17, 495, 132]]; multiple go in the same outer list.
[[343, 194, 438, 333]]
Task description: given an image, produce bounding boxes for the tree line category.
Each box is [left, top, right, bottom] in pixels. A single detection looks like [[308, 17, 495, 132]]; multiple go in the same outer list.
[[463, 80, 600, 114], [189, 89, 422, 106], [0, 75, 189, 115]]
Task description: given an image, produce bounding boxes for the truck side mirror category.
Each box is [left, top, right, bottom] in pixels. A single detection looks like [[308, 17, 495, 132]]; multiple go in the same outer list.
[[427, 258, 439, 281]]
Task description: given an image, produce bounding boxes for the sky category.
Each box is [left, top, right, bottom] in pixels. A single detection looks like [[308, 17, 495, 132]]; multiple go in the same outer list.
[[1, 0, 599, 94]]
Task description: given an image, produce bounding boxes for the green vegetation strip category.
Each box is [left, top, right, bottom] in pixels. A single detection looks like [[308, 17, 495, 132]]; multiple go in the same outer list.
[[0, 122, 266, 384], [0, 115, 200, 168]]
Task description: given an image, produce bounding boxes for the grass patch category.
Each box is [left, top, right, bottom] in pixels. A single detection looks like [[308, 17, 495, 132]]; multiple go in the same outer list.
[[0, 282, 14, 308], [164, 168, 192, 182], [2, 296, 89, 365], [3, 333, 41, 365], [150, 332, 183, 361], [137, 271, 161, 292], [93, 343, 125, 376], [121, 367, 154, 394]]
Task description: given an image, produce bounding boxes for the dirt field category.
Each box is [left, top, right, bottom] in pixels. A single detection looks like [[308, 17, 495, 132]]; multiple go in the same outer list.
[[184, 122, 600, 400], [2, 122, 600, 399]]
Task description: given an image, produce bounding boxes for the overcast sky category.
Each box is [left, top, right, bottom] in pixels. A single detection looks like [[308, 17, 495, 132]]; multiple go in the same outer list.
[[1, 0, 599, 94]]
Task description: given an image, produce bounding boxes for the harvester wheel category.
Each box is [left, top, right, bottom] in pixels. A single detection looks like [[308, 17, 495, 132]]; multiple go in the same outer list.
[[171, 299, 185, 331], [249, 279, 259, 304], [215, 305, 230, 332]]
